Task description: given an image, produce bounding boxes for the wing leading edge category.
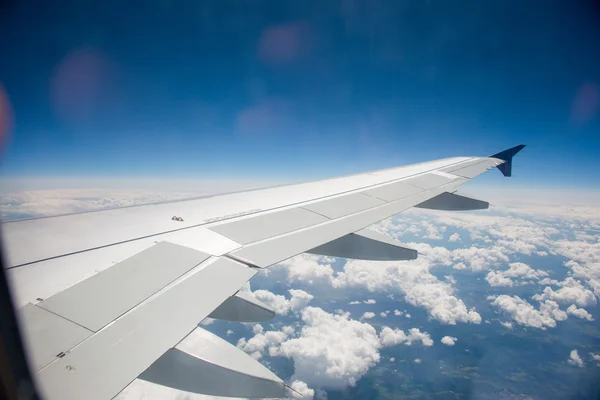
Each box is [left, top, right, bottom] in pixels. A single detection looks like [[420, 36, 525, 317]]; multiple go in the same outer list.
[[5, 145, 525, 399]]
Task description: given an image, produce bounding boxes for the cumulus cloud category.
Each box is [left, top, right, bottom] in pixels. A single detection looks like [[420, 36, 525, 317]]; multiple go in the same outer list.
[[489, 295, 567, 329], [332, 259, 482, 325], [500, 321, 513, 329], [591, 353, 600, 367], [568, 350, 585, 367], [485, 271, 514, 287], [253, 289, 314, 315], [360, 312, 376, 320], [563, 260, 600, 298], [538, 278, 560, 286], [348, 301, 361, 305], [379, 327, 433, 347], [380, 311, 389, 318], [288, 380, 315, 399], [449, 245, 511, 272], [237, 324, 295, 359], [393, 309, 403, 316], [417, 220, 445, 240], [363, 299, 376, 304], [453, 262, 467, 270], [486, 262, 549, 287], [441, 336, 457, 346], [532, 278, 597, 308], [448, 232, 461, 242], [275, 307, 382, 389], [502, 262, 550, 279], [276, 254, 335, 285], [566, 304, 594, 321], [414, 358, 422, 364], [289, 290, 315, 311], [253, 324, 264, 334], [273, 237, 483, 326]]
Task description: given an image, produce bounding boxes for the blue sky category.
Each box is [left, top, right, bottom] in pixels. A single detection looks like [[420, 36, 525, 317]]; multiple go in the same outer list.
[[1, 1, 599, 189]]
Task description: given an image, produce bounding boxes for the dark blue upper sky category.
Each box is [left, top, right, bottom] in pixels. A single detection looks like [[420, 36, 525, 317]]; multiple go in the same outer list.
[[1, 1, 599, 188]]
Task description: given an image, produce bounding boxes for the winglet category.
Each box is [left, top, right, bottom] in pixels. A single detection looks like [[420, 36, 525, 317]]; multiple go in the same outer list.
[[490, 144, 525, 177]]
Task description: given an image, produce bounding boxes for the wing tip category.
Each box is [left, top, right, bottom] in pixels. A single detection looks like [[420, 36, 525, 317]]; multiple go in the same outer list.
[[489, 144, 526, 177]]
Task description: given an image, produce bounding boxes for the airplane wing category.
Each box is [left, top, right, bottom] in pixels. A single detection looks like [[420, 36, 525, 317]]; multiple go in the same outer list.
[[2, 145, 525, 400]]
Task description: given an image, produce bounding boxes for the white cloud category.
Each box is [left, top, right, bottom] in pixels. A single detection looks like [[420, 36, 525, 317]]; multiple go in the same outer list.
[[275, 242, 482, 326], [485, 271, 514, 287], [489, 295, 567, 329], [253, 324, 264, 334], [500, 321, 513, 329], [564, 260, 600, 298], [425, 209, 561, 257], [486, 262, 548, 287], [237, 325, 295, 359], [275, 307, 382, 389], [441, 336, 457, 346], [380, 311, 389, 318], [421, 220, 444, 240], [445, 275, 456, 285], [379, 327, 433, 347], [448, 232, 461, 242], [568, 350, 585, 367], [414, 358, 422, 364], [538, 278, 560, 286], [289, 290, 315, 311], [449, 246, 510, 272], [332, 259, 481, 325], [504, 262, 549, 279], [253, 289, 314, 315], [389, 357, 396, 362], [276, 254, 335, 286], [393, 309, 403, 316], [405, 313, 411, 318], [532, 278, 597, 308], [200, 318, 215, 326], [363, 299, 376, 304], [591, 353, 600, 367], [348, 301, 361, 305], [453, 262, 467, 270], [360, 312, 376, 320], [566, 304, 594, 321], [289, 380, 315, 399], [226, 329, 234, 336]]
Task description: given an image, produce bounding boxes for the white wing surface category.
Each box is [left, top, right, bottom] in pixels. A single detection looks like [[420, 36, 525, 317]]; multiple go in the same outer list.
[[2, 145, 525, 399]]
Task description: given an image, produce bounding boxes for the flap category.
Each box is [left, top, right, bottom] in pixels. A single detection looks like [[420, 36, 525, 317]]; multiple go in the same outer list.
[[139, 327, 285, 398], [307, 228, 418, 261], [209, 290, 275, 322], [415, 191, 489, 211]]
